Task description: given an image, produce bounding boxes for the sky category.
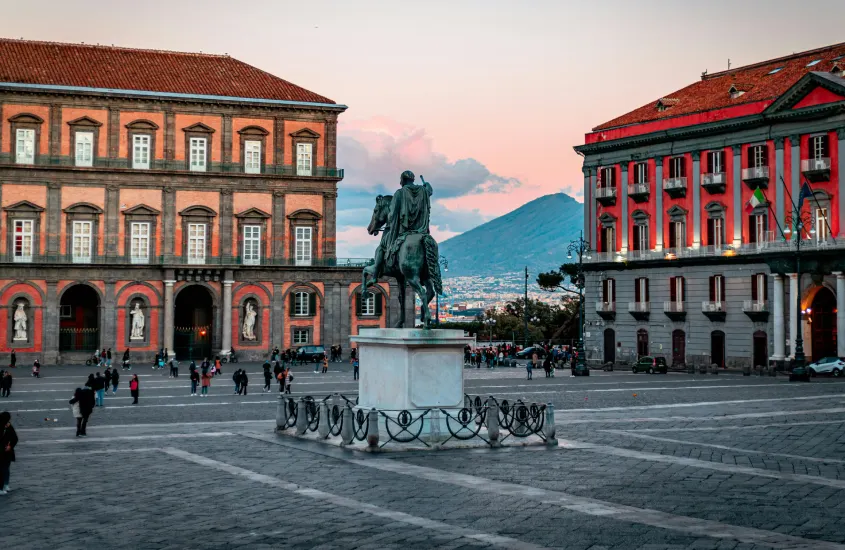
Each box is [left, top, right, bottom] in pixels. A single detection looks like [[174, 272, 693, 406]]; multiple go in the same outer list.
[[4, 0, 845, 257]]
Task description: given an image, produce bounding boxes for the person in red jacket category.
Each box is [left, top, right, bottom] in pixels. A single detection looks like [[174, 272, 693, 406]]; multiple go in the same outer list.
[[129, 375, 139, 404]]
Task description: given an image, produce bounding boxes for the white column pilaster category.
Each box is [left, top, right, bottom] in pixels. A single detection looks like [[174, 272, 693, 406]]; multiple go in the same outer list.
[[788, 273, 798, 358], [222, 280, 234, 353], [772, 274, 785, 360], [732, 145, 742, 247], [164, 280, 175, 358], [835, 272, 845, 358]]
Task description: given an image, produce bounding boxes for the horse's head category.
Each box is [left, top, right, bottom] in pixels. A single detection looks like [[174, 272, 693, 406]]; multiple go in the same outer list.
[[367, 195, 392, 235]]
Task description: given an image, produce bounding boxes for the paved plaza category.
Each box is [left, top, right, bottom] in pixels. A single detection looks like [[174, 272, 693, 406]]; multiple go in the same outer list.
[[3, 362, 845, 549]]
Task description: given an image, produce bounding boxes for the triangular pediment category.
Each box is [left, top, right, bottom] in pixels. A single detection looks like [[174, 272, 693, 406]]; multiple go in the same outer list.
[[289, 128, 321, 139], [182, 122, 216, 134], [235, 207, 271, 219], [764, 72, 845, 113], [3, 200, 44, 213], [598, 212, 617, 223], [67, 116, 103, 127], [666, 205, 688, 217], [122, 204, 160, 216]]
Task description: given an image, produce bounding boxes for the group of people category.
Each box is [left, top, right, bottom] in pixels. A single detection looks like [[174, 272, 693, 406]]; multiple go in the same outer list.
[[83, 369, 140, 404], [328, 345, 344, 362], [92, 348, 114, 368]]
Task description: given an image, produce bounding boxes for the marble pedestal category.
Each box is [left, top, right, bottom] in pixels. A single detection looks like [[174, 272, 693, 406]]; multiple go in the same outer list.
[[351, 328, 474, 443]]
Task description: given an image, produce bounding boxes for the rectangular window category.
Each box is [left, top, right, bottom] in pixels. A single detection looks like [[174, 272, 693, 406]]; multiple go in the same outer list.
[[669, 221, 685, 249], [189, 137, 207, 172], [296, 143, 313, 176], [600, 167, 616, 188], [72, 220, 92, 263], [187, 223, 206, 264], [751, 273, 768, 304], [15, 129, 35, 164], [244, 140, 261, 174], [361, 292, 376, 316], [294, 292, 310, 316], [634, 163, 647, 184], [130, 222, 150, 263], [75, 131, 94, 167], [132, 134, 151, 169], [669, 276, 685, 304], [632, 224, 649, 251], [634, 278, 650, 304], [601, 279, 615, 303], [243, 225, 261, 265], [293, 328, 309, 344], [811, 135, 828, 160], [709, 275, 725, 303], [295, 226, 312, 266], [13, 219, 34, 262], [816, 207, 829, 242], [60, 305, 73, 319], [749, 145, 768, 168], [669, 157, 685, 178], [707, 217, 724, 248], [708, 150, 724, 174], [600, 226, 615, 253]]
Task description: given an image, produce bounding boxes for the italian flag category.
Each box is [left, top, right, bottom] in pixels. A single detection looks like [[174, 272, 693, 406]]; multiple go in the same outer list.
[[745, 187, 766, 213]]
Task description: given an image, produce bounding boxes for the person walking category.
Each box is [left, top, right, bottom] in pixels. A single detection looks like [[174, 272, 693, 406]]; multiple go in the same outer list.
[[200, 367, 211, 397], [169, 356, 179, 378], [31, 359, 40, 378], [543, 355, 552, 378], [111, 368, 119, 394], [285, 368, 293, 394], [9, 351, 15, 369], [232, 369, 241, 395], [189, 364, 199, 396], [214, 356, 222, 377], [353, 356, 359, 381], [106, 348, 112, 368], [85, 373, 95, 390], [103, 367, 112, 397], [100, 348, 107, 368], [273, 361, 283, 392], [0, 371, 11, 397], [263, 362, 272, 392], [129, 375, 139, 404], [122, 348, 131, 370], [94, 372, 105, 407], [527, 351, 537, 380], [321, 354, 328, 374], [0, 411, 18, 495], [69, 387, 94, 437], [239, 370, 248, 396]]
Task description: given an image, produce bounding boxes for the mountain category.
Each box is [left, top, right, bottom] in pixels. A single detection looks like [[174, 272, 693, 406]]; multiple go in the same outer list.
[[438, 192, 584, 278]]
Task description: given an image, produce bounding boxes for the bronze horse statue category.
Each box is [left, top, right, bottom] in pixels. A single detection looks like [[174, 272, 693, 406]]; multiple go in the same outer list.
[[363, 195, 442, 328]]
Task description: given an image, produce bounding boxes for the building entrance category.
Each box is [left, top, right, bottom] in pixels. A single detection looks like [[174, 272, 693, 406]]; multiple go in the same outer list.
[[672, 329, 686, 366], [174, 285, 214, 360], [753, 330, 768, 368], [711, 330, 725, 369], [810, 287, 837, 362], [636, 329, 649, 358], [603, 328, 616, 364], [59, 284, 100, 352]]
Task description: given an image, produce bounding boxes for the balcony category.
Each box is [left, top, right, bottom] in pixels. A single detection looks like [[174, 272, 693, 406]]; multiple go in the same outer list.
[[0, 253, 373, 268], [595, 186, 617, 206], [627, 183, 650, 203], [801, 157, 831, 183], [742, 166, 769, 189], [701, 301, 726, 321], [662, 177, 687, 198], [742, 300, 769, 321], [663, 301, 686, 321], [595, 301, 616, 320], [701, 172, 726, 194], [628, 301, 650, 321]]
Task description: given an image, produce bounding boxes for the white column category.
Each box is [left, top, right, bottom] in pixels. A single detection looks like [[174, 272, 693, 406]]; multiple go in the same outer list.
[[772, 274, 785, 360], [788, 273, 798, 358], [222, 280, 234, 353], [164, 280, 175, 358], [835, 272, 845, 357]]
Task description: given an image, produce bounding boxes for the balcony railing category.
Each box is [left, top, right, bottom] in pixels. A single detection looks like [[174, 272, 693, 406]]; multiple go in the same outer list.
[[663, 301, 685, 313], [663, 177, 687, 197], [801, 157, 831, 183], [595, 302, 616, 313], [701, 301, 725, 313], [701, 172, 726, 194], [627, 183, 650, 202], [742, 300, 768, 313], [0, 254, 373, 268], [594, 187, 617, 198], [628, 302, 650, 313], [742, 166, 769, 188]]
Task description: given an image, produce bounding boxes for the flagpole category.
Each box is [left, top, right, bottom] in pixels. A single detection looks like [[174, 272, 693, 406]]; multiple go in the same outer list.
[[780, 175, 802, 239], [802, 179, 837, 244]]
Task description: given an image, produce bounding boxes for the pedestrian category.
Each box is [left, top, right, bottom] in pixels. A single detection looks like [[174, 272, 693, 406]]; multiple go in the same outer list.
[[543, 355, 552, 378], [1, 371, 11, 397], [94, 372, 105, 407], [200, 367, 211, 397], [285, 368, 294, 394], [189, 365, 199, 396], [31, 359, 40, 378], [100, 348, 107, 368], [233, 369, 241, 394], [153, 353, 159, 369], [0, 411, 18, 495], [122, 348, 131, 370], [337, 345, 343, 363], [214, 356, 222, 377], [106, 348, 112, 368], [314, 354, 320, 373], [273, 361, 283, 392], [9, 351, 15, 369], [103, 367, 112, 395], [239, 370, 248, 395], [353, 356, 359, 381], [111, 368, 119, 394], [169, 356, 179, 378], [129, 374, 139, 404], [69, 387, 94, 437], [527, 351, 537, 380], [321, 354, 328, 374], [263, 362, 272, 392], [94, 349, 101, 367], [85, 373, 95, 390], [157, 353, 165, 370]]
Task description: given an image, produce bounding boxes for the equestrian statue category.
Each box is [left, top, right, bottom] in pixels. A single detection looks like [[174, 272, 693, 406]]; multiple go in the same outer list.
[[363, 170, 443, 328]]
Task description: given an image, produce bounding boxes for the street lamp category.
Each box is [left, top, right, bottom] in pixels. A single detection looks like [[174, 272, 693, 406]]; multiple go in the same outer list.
[[567, 230, 592, 376], [435, 255, 449, 325], [484, 317, 496, 347], [785, 208, 815, 382]]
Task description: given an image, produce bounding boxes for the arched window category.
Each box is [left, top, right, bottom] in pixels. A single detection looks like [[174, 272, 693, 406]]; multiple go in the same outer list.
[[357, 291, 382, 317]]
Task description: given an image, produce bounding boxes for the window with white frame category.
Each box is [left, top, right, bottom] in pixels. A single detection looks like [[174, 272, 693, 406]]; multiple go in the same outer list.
[[361, 292, 375, 316], [296, 143, 313, 176], [75, 131, 94, 167], [294, 292, 310, 316], [15, 129, 35, 164], [293, 328, 309, 344], [601, 226, 615, 253], [710, 275, 725, 303], [632, 222, 649, 251], [295, 226, 312, 265], [243, 225, 261, 265], [244, 140, 261, 174], [707, 216, 725, 248], [72, 220, 92, 263], [189, 137, 207, 172], [816, 207, 830, 242], [749, 145, 767, 168], [669, 220, 686, 249], [132, 134, 151, 169], [811, 135, 828, 160], [708, 150, 724, 174], [13, 219, 34, 262], [669, 156, 685, 178], [599, 167, 615, 188], [751, 273, 767, 305], [187, 223, 206, 264], [130, 222, 150, 263], [634, 162, 647, 184]]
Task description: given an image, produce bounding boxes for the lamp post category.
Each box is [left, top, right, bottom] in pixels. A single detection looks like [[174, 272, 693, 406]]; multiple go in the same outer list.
[[435, 255, 448, 325], [523, 266, 529, 349], [783, 211, 815, 382], [567, 231, 592, 376], [484, 317, 496, 347]]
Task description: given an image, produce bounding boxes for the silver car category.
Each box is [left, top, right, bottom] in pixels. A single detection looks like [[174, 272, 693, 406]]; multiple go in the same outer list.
[[808, 357, 845, 377]]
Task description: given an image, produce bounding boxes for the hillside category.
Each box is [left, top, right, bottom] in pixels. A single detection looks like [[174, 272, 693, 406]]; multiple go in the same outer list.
[[438, 192, 584, 277]]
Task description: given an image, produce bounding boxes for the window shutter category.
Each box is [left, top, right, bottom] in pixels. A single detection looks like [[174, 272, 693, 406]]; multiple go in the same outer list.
[[709, 277, 716, 301], [822, 135, 830, 157], [748, 216, 756, 243], [602, 279, 608, 301], [645, 279, 650, 302], [762, 145, 769, 166], [720, 276, 725, 302], [375, 293, 383, 316], [669, 277, 676, 302], [356, 292, 362, 316], [751, 276, 758, 301], [632, 226, 639, 251], [763, 275, 768, 300], [290, 294, 296, 316], [707, 219, 714, 245], [746, 146, 752, 167], [634, 279, 641, 302], [309, 293, 317, 316], [611, 279, 616, 303], [762, 214, 768, 233], [669, 223, 677, 248], [681, 277, 686, 301]]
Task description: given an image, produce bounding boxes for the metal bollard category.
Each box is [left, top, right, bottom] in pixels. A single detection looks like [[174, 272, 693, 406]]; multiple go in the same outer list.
[[543, 402, 557, 445], [340, 404, 354, 446], [366, 408, 379, 450], [486, 398, 500, 447], [295, 398, 307, 435], [276, 394, 287, 432], [318, 400, 330, 438]]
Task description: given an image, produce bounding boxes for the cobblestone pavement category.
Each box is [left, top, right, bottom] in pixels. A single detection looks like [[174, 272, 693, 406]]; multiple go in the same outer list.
[[2, 362, 845, 549]]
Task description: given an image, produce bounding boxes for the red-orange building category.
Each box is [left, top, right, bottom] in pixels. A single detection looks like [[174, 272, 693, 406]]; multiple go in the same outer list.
[[0, 39, 401, 363]]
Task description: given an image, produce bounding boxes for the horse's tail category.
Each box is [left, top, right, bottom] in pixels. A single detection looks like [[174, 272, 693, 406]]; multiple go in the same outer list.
[[423, 235, 443, 295]]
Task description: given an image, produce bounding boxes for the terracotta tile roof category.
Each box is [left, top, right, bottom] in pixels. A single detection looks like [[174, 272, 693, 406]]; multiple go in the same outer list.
[[594, 41, 845, 131], [0, 38, 336, 104]]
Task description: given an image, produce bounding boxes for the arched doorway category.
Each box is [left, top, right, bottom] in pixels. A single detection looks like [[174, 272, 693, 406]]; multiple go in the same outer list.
[[637, 329, 649, 358], [59, 284, 100, 352], [174, 285, 214, 360], [810, 287, 836, 362], [603, 328, 616, 364], [753, 330, 768, 368], [711, 330, 725, 369], [672, 329, 685, 366]]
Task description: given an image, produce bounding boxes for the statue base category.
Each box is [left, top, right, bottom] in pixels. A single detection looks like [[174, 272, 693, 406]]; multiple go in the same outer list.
[[351, 328, 474, 443]]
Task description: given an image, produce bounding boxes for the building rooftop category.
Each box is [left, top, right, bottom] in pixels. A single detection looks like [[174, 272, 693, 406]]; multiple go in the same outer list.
[[0, 38, 335, 104], [593, 41, 845, 131]]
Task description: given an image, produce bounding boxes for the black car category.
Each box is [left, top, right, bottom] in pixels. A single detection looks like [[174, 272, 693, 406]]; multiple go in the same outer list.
[[632, 356, 668, 374], [296, 345, 326, 363], [516, 346, 546, 359]]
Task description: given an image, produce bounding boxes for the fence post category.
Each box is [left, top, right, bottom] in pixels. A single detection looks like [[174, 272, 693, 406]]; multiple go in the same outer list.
[[340, 404, 354, 446], [486, 398, 500, 447], [318, 400, 330, 438], [276, 394, 287, 432], [366, 408, 379, 450], [295, 398, 307, 435], [544, 403, 557, 445]]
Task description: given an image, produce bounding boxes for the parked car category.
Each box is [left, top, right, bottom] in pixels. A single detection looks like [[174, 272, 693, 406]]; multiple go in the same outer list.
[[515, 346, 546, 359], [632, 356, 668, 374], [296, 345, 326, 363], [808, 357, 845, 377]]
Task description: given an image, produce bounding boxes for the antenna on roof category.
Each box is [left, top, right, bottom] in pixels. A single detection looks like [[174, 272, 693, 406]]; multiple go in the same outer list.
[[727, 58, 731, 70]]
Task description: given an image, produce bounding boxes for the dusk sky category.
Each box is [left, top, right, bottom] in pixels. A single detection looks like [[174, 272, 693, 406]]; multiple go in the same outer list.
[[4, 0, 845, 257]]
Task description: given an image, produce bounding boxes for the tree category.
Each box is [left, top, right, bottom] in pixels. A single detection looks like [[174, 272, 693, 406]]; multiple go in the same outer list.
[[537, 264, 581, 294]]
